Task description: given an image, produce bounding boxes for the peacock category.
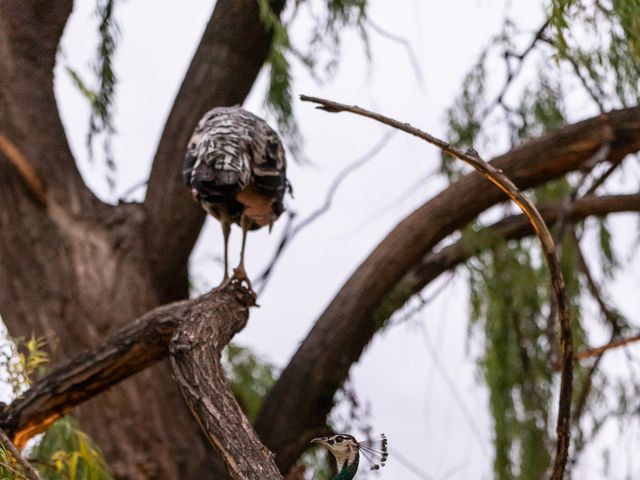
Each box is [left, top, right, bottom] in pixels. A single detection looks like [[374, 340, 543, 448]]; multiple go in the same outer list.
[[183, 107, 289, 294], [311, 434, 388, 479]]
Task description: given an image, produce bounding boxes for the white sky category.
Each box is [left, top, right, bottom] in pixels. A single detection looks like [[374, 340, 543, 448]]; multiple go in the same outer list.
[[39, 0, 640, 479]]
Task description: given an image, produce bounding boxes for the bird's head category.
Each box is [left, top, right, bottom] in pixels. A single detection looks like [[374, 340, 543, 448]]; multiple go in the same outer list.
[[311, 434, 359, 470], [311, 433, 388, 472]]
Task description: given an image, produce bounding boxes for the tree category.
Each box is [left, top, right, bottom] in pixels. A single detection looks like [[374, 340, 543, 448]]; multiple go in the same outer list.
[[0, 0, 639, 479]]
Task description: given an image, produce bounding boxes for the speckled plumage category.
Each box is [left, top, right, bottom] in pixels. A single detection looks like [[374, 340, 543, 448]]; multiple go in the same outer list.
[[183, 106, 287, 228], [183, 107, 289, 290]]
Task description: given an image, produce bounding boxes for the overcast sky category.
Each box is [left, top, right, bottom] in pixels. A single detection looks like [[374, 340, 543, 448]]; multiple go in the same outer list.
[[43, 1, 640, 479]]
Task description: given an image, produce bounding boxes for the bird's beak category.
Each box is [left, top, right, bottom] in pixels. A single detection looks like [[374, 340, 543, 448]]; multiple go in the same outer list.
[[310, 437, 325, 445]]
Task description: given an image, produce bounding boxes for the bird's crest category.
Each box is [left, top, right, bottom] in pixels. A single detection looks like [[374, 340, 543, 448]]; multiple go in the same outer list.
[[357, 434, 389, 471]]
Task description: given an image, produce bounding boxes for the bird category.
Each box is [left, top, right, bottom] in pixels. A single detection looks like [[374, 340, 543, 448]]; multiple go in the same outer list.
[[183, 106, 289, 294], [311, 433, 388, 480]]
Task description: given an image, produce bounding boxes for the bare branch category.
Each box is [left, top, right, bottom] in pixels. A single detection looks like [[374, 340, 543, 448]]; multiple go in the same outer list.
[[570, 230, 624, 334], [482, 17, 551, 117], [0, 428, 42, 480], [256, 103, 640, 473], [366, 19, 425, 90], [300, 93, 574, 478], [575, 334, 640, 360]]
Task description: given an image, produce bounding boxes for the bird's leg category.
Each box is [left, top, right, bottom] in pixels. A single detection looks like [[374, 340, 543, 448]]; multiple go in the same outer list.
[[232, 214, 253, 293], [218, 219, 231, 289]]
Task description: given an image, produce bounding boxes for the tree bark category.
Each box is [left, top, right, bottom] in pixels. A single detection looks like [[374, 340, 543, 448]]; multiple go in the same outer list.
[[169, 286, 282, 480]]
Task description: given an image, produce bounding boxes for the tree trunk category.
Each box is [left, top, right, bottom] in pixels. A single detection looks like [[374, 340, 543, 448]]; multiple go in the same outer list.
[[0, 0, 284, 478]]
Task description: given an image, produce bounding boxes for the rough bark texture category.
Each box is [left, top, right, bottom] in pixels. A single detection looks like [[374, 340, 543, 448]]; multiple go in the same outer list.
[[255, 107, 640, 472], [169, 287, 282, 480], [0, 0, 284, 478], [0, 297, 188, 445]]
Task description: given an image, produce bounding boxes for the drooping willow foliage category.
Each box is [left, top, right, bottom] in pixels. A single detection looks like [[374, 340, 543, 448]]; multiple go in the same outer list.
[[443, 1, 639, 478], [259, 0, 369, 155], [65, 0, 119, 190]]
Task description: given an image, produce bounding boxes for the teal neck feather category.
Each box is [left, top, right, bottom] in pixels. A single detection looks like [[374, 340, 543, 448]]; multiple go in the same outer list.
[[333, 453, 359, 480]]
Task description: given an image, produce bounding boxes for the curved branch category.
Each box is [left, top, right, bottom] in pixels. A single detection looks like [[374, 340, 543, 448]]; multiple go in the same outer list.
[[255, 105, 640, 472], [143, 0, 286, 301], [299, 95, 575, 478], [575, 334, 640, 360], [385, 194, 640, 325]]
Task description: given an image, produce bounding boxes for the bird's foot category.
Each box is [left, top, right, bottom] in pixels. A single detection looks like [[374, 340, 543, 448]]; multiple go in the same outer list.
[[230, 267, 258, 303]]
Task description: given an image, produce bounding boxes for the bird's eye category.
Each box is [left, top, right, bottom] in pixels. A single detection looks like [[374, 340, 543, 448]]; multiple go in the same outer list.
[[335, 436, 343, 443]]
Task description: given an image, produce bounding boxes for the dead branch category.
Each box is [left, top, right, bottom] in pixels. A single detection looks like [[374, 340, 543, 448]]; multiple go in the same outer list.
[[0, 428, 42, 480], [570, 230, 624, 334], [300, 94, 574, 479], [482, 17, 551, 117], [255, 130, 396, 292], [366, 19, 425, 89]]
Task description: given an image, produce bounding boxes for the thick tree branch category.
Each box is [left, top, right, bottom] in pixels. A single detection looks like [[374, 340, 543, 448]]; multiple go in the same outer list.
[[0, 286, 254, 451], [256, 105, 640, 472], [170, 290, 280, 480], [300, 95, 576, 478], [143, 0, 286, 301], [385, 194, 640, 323]]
